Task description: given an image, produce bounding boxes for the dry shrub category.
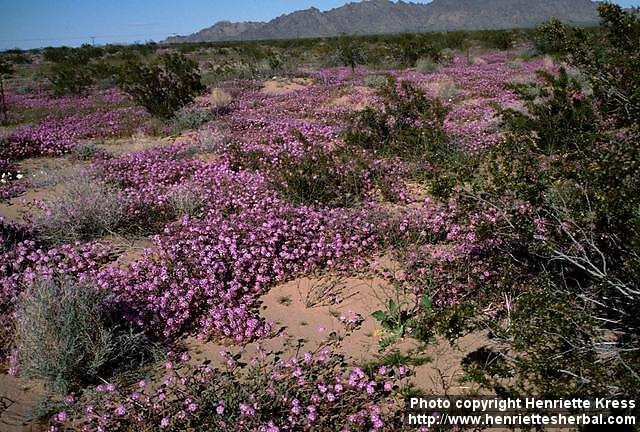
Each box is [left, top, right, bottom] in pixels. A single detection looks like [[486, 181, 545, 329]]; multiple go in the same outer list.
[[210, 88, 232, 113], [14, 276, 154, 393], [31, 177, 124, 244]]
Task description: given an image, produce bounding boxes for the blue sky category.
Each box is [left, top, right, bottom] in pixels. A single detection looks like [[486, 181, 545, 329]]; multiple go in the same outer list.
[[1, 0, 637, 50]]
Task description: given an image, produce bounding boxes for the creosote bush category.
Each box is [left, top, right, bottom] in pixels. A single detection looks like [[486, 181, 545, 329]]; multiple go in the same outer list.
[[401, 4, 640, 399], [47, 59, 95, 96], [274, 139, 388, 207], [332, 35, 367, 71], [392, 35, 441, 67], [344, 76, 449, 161], [117, 53, 205, 118]]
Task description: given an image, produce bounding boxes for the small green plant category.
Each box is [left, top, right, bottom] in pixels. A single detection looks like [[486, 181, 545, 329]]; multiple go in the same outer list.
[[72, 142, 101, 161], [277, 296, 292, 306], [363, 74, 389, 89], [415, 57, 440, 74], [372, 294, 432, 338], [117, 53, 205, 118], [170, 106, 214, 134]]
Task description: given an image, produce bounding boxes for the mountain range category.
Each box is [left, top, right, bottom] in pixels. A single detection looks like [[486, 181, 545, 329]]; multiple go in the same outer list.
[[165, 0, 600, 43]]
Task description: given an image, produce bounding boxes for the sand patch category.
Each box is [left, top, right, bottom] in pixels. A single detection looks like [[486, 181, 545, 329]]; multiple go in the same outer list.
[[96, 135, 174, 157], [261, 77, 313, 95], [327, 86, 375, 111], [0, 372, 46, 432], [184, 271, 492, 395]]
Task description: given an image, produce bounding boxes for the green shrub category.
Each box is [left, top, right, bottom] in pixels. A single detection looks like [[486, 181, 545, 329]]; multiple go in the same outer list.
[[72, 142, 101, 161], [47, 59, 94, 96], [344, 76, 448, 161], [14, 276, 155, 394], [117, 53, 205, 118], [392, 36, 441, 67], [42, 46, 74, 63], [479, 30, 515, 50], [399, 5, 640, 399], [502, 68, 599, 155], [332, 35, 367, 71], [363, 74, 389, 89], [170, 106, 214, 134], [0, 60, 13, 123], [275, 135, 373, 207]]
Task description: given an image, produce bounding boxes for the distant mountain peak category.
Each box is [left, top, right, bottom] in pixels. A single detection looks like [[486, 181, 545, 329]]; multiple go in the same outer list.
[[165, 0, 599, 43]]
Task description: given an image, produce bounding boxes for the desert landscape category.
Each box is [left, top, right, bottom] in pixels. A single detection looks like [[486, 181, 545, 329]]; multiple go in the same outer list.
[[0, 1, 639, 430]]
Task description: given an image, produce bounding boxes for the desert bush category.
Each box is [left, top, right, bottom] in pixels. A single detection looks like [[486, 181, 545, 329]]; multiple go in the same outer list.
[[363, 74, 389, 89], [408, 6, 640, 398], [276, 145, 366, 206], [3, 49, 31, 65], [344, 76, 448, 161], [170, 107, 214, 134], [209, 88, 232, 114], [47, 58, 95, 96], [343, 75, 473, 198], [332, 35, 367, 71], [392, 36, 441, 67], [167, 185, 205, 217], [538, 4, 640, 127], [436, 81, 460, 102], [31, 177, 125, 244], [478, 30, 515, 50], [0, 59, 14, 123], [72, 142, 102, 161], [42, 46, 74, 63], [274, 133, 399, 207], [502, 68, 599, 155], [14, 276, 154, 394], [117, 53, 205, 118], [415, 57, 440, 74]]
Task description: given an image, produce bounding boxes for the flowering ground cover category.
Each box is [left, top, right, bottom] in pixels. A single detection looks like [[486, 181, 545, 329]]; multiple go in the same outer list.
[[0, 45, 557, 431], [1, 8, 638, 429]]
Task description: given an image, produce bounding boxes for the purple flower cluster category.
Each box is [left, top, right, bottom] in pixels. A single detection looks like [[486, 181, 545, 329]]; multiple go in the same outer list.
[[7, 88, 127, 113], [4, 106, 148, 161], [97, 192, 385, 340], [50, 346, 408, 431]]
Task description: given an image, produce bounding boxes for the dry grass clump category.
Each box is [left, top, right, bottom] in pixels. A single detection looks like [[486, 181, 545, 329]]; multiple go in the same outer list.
[[31, 177, 124, 244], [210, 88, 233, 113]]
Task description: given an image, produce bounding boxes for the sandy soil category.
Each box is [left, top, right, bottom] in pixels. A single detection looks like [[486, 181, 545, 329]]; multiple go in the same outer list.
[[261, 77, 314, 95], [0, 372, 46, 432]]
